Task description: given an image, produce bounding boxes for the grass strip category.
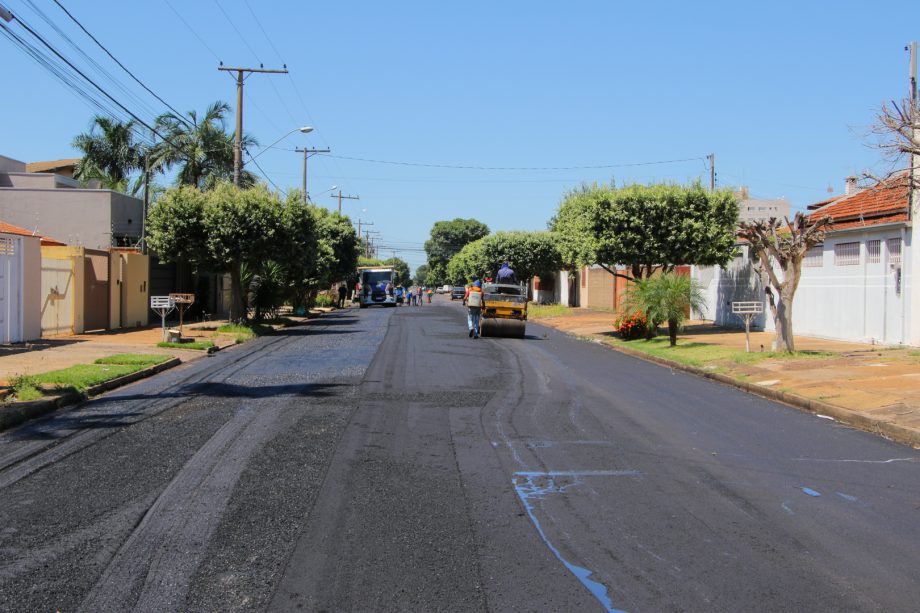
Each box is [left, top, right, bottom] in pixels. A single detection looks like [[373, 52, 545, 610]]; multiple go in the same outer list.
[[217, 323, 271, 343], [8, 354, 173, 401], [157, 341, 215, 350], [528, 304, 571, 319], [94, 353, 171, 366], [599, 335, 834, 369]]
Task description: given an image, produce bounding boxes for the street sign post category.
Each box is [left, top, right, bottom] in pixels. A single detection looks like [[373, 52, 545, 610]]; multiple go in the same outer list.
[[732, 301, 764, 353], [169, 293, 195, 337], [150, 296, 176, 342]]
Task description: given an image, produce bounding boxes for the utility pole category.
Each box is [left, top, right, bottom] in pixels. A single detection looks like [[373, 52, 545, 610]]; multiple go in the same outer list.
[[365, 230, 381, 258], [294, 147, 331, 203], [355, 219, 373, 247], [217, 63, 288, 186], [330, 190, 360, 214], [707, 153, 716, 192]]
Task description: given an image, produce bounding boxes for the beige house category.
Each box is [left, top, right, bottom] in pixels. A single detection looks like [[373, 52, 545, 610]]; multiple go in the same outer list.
[[0, 155, 143, 249]]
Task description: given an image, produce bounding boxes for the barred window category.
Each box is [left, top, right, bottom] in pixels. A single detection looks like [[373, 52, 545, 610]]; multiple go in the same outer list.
[[834, 242, 860, 266], [803, 245, 823, 267], [866, 240, 881, 264], [887, 238, 902, 264], [0, 237, 15, 255]]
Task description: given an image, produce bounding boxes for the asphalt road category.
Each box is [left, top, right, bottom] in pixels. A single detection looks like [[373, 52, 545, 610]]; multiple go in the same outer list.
[[1, 298, 919, 612]]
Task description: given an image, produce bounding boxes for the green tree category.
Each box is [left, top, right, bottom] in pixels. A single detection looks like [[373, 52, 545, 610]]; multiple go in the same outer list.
[[447, 231, 562, 285], [72, 115, 145, 194], [552, 182, 739, 280], [152, 101, 258, 190], [738, 213, 832, 352], [623, 272, 707, 346], [275, 190, 319, 313], [384, 257, 410, 286], [147, 183, 284, 321], [424, 218, 489, 285], [414, 264, 429, 286], [312, 208, 360, 293]]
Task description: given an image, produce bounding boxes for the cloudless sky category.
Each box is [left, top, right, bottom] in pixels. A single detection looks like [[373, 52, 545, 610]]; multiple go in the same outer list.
[[2, 0, 918, 273]]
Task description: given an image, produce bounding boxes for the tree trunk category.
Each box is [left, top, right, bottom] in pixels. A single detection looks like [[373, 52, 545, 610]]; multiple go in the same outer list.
[[229, 262, 246, 323], [668, 318, 678, 346]]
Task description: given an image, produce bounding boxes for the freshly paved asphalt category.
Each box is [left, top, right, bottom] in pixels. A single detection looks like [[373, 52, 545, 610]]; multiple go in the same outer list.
[[1, 298, 918, 612]]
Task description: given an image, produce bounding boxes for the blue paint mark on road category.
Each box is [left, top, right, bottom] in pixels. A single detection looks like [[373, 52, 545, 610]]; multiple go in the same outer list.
[[513, 471, 634, 613], [801, 487, 821, 497], [836, 492, 858, 502]]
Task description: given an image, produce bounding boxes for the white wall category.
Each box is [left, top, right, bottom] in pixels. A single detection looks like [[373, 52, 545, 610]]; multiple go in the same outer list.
[[694, 225, 912, 345]]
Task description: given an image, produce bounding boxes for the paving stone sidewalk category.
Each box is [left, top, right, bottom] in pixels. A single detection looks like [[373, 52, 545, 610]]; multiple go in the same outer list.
[[531, 308, 920, 447], [0, 314, 318, 386]]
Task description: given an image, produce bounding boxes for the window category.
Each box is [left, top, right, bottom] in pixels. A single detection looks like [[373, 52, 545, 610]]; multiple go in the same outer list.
[[887, 238, 902, 264], [804, 245, 823, 267], [0, 237, 15, 256], [867, 240, 881, 264], [834, 242, 860, 266]]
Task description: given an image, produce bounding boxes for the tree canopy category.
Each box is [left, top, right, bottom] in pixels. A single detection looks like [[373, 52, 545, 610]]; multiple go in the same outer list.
[[152, 101, 258, 189], [72, 116, 146, 194], [424, 218, 489, 285], [447, 231, 562, 284], [552, 182, 739, 280]]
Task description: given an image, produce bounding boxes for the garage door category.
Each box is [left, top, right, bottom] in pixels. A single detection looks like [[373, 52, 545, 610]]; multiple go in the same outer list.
[[0, 236, 23, 343]]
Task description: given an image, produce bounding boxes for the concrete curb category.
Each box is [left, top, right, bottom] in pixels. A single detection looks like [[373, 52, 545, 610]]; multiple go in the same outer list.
[[0, 357, 182, 432], [570, 334, 920, 449]]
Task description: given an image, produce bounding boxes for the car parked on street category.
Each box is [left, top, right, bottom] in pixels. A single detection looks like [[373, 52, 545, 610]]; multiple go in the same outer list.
[[451, 286, 467, 301]]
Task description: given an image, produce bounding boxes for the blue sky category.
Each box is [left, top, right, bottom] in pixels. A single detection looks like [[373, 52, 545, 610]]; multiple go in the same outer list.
[[2, 0, 917, 273]]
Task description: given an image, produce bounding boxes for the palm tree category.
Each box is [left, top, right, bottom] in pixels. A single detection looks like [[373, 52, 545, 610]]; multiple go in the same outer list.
[[72, 116, 146, 194], [623, 272, 707, 346], [152, 101, 258, 190]]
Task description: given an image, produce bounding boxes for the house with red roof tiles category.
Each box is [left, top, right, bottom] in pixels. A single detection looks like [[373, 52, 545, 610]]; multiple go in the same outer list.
[[0, 220, 43, 342], [692, 173, 914, 345]]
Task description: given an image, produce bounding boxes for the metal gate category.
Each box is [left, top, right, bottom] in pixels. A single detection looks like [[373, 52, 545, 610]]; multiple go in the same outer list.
[[41, 256, 74, 336], [84, 249, 110, 332], [0, 236, 22, 343]]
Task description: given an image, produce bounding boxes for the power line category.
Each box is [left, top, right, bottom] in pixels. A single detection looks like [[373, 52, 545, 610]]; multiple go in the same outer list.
[[161, 0, 221, 61], [323, 154, 706, 172], [0, 13, 165, 145], [50, 0, 192, 127]]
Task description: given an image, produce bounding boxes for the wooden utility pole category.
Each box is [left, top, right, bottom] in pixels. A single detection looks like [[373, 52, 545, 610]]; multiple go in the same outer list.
[[217, 64, 288, 186], [330, 190, 360, 214], [294, 147, 331, 203], [707, 153, 716, 191]]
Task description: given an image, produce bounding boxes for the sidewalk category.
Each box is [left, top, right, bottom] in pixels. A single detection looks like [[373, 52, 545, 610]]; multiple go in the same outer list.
[[529, 307, 920, 448], [0, 313, 321, 386]]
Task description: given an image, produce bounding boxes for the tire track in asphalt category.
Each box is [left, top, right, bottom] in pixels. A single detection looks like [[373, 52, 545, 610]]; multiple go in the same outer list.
[[0, 320, 335, 489], [78, 404, 289, 612]]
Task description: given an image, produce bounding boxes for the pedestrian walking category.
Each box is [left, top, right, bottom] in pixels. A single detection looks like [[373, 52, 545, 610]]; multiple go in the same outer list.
[[465, 280, 483, 338], [337, 284, 347, 309]]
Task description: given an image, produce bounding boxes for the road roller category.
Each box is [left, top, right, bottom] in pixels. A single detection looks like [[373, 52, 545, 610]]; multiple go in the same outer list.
[[479, 283, 527, 338]]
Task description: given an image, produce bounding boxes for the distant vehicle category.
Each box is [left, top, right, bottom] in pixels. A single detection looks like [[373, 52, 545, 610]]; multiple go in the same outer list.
[[438, 284, 451, 294], [357, 266, 397, 308], [451, 286, 466, 301]]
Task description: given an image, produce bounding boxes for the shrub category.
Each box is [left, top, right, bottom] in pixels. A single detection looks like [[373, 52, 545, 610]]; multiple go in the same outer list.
[[615, 312, 647, 340], [315, 293, 334, 308]]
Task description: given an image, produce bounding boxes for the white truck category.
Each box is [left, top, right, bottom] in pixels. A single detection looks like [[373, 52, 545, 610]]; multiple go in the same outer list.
[[357, 266, 397, 308]]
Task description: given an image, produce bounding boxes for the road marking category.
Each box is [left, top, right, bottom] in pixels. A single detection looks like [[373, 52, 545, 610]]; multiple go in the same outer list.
[[513, 470, 639, 613]]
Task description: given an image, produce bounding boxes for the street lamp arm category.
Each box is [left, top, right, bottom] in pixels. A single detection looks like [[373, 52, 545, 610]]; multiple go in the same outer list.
[[248, 126, 312, 162]]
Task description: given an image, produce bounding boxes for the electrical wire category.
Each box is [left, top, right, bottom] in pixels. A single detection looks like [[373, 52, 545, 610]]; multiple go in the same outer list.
[[50, 0, 193, 128], [324, 154, 706, 172]]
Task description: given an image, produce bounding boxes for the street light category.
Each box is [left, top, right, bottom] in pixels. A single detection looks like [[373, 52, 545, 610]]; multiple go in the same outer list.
[[247, 126, 312, 162]]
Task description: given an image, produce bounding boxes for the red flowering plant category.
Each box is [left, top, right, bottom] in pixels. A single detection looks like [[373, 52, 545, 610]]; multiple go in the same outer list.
[[614, 311, 648, 340]]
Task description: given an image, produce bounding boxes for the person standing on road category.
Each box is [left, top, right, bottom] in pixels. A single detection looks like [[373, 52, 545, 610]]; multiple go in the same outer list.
[[337, 283, 347, 309], [465, 280, 483, 338]]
